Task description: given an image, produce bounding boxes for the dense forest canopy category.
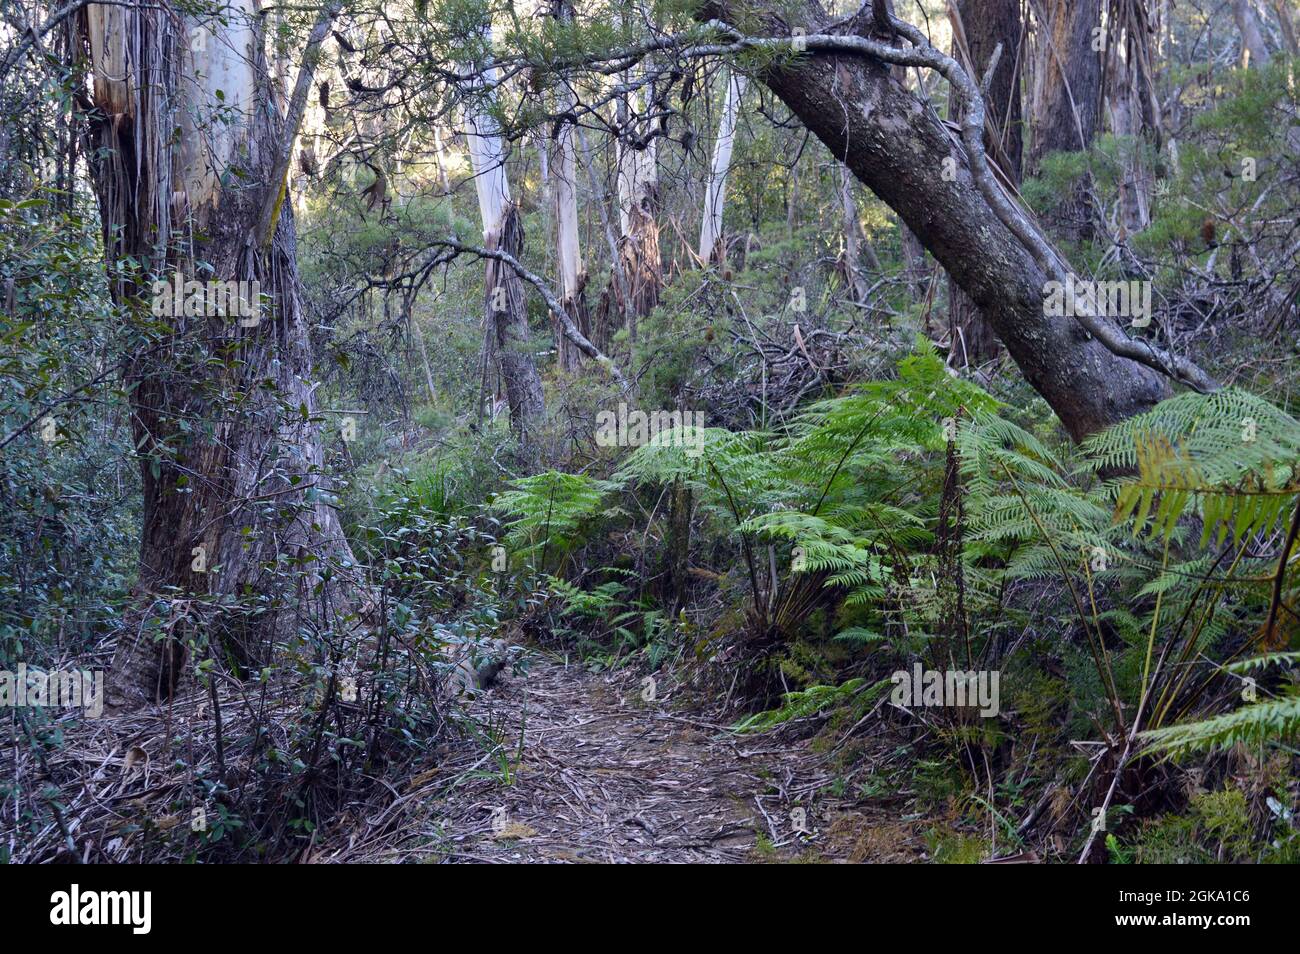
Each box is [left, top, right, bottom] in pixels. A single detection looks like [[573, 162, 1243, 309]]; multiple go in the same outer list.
[[1, 0, 1298, 868]]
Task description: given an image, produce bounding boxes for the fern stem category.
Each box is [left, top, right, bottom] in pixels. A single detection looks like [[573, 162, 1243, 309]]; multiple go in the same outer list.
[[1133, 536, 1173, 737], [1262, 493, 1300, 646], [1001, 462, 1125, 732], [1150, 539, 1248, 729]]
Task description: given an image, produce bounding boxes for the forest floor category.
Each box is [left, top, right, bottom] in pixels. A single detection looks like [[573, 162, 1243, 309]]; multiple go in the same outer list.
[[413, 647, 927, 863], [7, 642, 930, 863]]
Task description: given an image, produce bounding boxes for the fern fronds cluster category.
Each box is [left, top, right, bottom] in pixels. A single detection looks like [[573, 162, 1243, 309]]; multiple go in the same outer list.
[[489, 470, 624, 564]]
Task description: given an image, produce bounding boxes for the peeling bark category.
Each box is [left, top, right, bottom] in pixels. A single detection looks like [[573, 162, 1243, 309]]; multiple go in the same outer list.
[[1027, 0, 1103, 242], [612, 57, 663, 340], [948, 0, 1023, 365], [78, 2, 362, 705], [464, 53, 546, 450], [551, 94, 591, 370]]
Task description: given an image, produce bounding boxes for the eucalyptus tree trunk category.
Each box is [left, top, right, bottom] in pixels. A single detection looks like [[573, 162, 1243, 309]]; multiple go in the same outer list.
[[947, 0, 1022, 366], [77, 0, 359, 705], [1106, 3, 1162, 238], [838, 163, 877, 303], [464, 70, 546, 450], [1028, 0, 1103, 242], [612, 56, 662, 341], [698, 71, 747, 265], [551, 109, 591, 371], [1273, 1, 1299, 56], [1233, 0, 1272, 68]]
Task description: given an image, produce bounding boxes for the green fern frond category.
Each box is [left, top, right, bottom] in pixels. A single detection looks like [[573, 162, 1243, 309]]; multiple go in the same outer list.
[[1091, 389, 1300, 545], [1222, 652, 1300, 674], [730, 677, 889, 733], [489, 470, 622, 556], [1139, 691, 1300, 758]]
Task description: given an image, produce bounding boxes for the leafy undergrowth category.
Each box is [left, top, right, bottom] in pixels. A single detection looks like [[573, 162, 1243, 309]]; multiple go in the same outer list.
[[471, 342, 1300, 863]]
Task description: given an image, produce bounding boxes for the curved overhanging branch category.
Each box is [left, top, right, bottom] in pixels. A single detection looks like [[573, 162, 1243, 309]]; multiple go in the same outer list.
[[874, 16, 1218, 395], [431, 238, 632, 394], [767, 23, 1214, 392], [538, 16, 1217, 394]]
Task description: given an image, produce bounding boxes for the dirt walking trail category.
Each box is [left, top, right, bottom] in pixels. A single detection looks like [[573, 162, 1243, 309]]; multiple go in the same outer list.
[[423, 648, 919, 863]]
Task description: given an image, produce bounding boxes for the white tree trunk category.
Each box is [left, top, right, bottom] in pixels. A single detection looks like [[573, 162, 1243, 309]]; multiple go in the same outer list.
[[465, 76, 511, 237], [463, 55, 545, 447], [1234, 0, 1272, 68], [612, 61, 662, 340], [698, 71, 747, 265], [616, 113, 658, 238], [552, 113, 589, 370]]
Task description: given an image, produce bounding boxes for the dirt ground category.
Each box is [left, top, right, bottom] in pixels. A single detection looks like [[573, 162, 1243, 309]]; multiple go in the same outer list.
[[406, 648, 925, 863]]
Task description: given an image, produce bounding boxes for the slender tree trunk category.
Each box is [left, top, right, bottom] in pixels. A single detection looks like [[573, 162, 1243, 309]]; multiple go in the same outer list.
[[665, 479, 693, 616], [551, 124, 590, 371], [576, 125, 629, 354], [1028, 0, 1103, 242], [699, 71, 747, 265], [549, 4, 591, 374], [464, 58, 545, 451], [1274, 1, 1299, 56], [78, 1, 360, 704], [433, 126, 453, 194], [786, 151, 800, 237], [948, 0, 1023, 365], [699, 0, 1170, 440], [899, 222, 927, 299], [838, 162, 877, 303], [1106, 3, 1162, 239], [406, 286, 439, 404]]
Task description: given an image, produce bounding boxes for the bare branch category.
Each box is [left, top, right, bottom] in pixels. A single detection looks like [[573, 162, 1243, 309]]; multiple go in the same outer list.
[[432, 238, 632, 394]]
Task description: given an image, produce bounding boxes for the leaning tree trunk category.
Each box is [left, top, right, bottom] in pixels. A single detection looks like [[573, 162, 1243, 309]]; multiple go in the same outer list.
[[698, 70, 747, 265], [77, 0, 360, 705], [464, 66, 546, 452], [947, 0, 1023, 366], [700, 0, 1171, 440], [1028, 0, 1103, 243]]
